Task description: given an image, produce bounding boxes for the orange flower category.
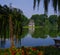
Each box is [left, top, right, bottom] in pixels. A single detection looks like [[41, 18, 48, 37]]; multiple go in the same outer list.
[[26, 48, 30, 51], [38, 51, 43, 55], [32, 48, 37, 51], [4, 53, 8, 55], [22, 50, 25, 55], [17, 49, 20, 52], [26, 51, 29, 55], [10, 48, 13, 52]]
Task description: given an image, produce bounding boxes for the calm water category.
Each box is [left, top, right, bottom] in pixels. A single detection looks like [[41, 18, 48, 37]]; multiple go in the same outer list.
[[0, 28, 60, 48]]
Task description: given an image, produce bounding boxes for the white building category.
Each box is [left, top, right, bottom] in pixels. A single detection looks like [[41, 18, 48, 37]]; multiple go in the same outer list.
[[28, 19, 35, 28]]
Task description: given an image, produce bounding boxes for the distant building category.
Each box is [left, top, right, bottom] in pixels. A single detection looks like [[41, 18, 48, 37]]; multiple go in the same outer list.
[[28, 19, 35, 27], [28, 19, 35, 34]]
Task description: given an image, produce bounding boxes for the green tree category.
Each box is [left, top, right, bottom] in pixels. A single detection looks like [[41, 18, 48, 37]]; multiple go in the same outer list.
[[31, 14, 40, 26], [31, 14, 47, 26], [58, 16, 60, 31], [0, 4, 29, 38], [21, 15, 29, 26], [49, 15, 57, 25]]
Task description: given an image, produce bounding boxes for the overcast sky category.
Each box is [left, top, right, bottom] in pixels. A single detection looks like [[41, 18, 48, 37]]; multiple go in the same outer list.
[[0, 0, 55, 18]]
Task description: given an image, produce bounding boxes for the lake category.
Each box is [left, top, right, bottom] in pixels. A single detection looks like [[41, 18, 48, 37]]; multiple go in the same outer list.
[[0, 27, 60, 48]]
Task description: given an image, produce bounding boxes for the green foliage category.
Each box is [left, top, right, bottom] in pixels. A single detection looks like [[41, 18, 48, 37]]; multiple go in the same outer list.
[[32, 28, 46, 38], [21, 15, 29, 26], [49, 15, 57, 25], [31, 14, 47, 26], [0, 4, 29, 37], [31, 14, 39, 26], [58, 16, 60, 31]]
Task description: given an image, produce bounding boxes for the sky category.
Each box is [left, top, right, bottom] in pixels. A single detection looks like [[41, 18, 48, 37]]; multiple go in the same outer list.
[[0, 0, 55, 18]]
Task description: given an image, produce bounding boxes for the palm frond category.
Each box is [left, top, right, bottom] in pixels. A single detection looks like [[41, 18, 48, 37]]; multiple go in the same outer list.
[[37, 0, 40, 10], [33, 0, 36, 10]]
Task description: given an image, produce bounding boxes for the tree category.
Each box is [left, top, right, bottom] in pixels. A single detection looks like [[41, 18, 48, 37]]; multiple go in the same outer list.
[[31, 14, 40, 26], [31, 14, 47, 26], [48, 15, 57, 31], [58, 16, 60, 31], [49, 15, 57, 25], [21, 15, 29, 26]]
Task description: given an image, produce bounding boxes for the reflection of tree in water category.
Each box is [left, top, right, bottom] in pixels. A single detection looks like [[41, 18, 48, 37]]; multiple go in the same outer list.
[[0, 36, 6, 48], [49, 29, 57, 38], [29, 27, 35, 34], [32, 27, 46, 38], [10, 36, 14, 47], [32, 27, 58, 38], [20, 28, 28, 38], [14, 28, 28, 47]]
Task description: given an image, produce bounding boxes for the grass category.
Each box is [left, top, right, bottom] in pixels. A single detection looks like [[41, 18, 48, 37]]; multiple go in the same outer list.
[[23, 26, 43, 28]]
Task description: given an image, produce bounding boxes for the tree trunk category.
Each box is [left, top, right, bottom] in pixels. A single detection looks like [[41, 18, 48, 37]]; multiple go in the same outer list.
[[9, 15, 14, 47], [9, 15, 13, 38]]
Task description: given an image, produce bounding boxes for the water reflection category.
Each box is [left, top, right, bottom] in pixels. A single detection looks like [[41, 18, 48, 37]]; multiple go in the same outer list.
[[49, 30, 57, 37], [0, 28, 28, 48], [0, 38, 6, 48], [0, 28, 60, 48], [21, 34, 55, 47], [32, 28, 46, 38], [29, 27, 35, 34]]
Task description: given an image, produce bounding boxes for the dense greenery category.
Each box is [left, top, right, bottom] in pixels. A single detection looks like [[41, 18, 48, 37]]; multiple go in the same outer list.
[[32, 28, 46, 38], [30, 14, 60, 38], [32, 28, 58, 38], [31, 14, 47, 26], [31, 14, 59, 30], [0, 5, 60, 38], [0, 4, 28, 38]]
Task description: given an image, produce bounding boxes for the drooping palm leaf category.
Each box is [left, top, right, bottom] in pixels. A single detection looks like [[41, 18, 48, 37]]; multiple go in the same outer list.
[[37, 0, 40, 9], [58, 0, 60, 14], [44, 0, 50, 14], [33, 0, 60, 14], [33, 0, 36, 10], [52, 0, 57, 13]]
